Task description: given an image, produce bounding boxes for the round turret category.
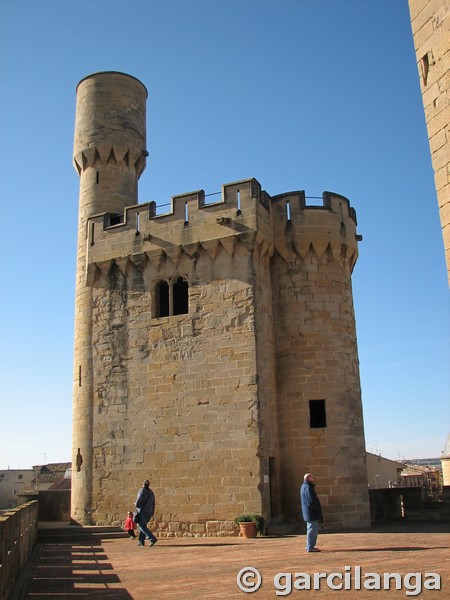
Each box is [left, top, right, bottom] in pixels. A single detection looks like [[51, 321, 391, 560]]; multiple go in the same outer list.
[[72, 72, 147, 525], [73, 71, 148, 215]]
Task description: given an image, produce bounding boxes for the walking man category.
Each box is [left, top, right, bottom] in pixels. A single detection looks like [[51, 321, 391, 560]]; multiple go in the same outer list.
[[134, 479, 158, 547], [300, 473, 323, 552]]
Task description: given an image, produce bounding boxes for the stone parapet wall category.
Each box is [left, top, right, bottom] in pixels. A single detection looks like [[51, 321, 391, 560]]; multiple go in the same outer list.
[[0, 501, 38, 600]]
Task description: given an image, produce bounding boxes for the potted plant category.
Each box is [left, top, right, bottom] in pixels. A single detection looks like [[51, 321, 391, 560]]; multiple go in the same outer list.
[[234, 514, 265, 538]]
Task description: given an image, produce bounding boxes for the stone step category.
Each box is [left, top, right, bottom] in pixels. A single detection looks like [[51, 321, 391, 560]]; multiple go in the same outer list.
[[38, 523, 125, 543]]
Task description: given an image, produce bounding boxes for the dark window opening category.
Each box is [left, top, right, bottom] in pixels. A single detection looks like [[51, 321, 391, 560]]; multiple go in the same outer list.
[[421, 54, 429, 86], [309, 399, 326, 428], [107, 213, 124, 227], [155, 280, 170, 317], [173, 277, 189, 315]]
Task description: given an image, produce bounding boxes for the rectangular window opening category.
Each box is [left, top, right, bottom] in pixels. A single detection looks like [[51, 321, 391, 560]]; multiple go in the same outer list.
[[184, 201, 189, 225], [136, 212, 140, 236], [309, 399, 326, 428], [286, 201, 291, 221], [421, 54, 429, 86], [236, 190, 241, 215]]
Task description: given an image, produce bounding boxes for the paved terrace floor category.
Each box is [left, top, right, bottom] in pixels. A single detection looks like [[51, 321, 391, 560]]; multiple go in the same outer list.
[[16, 522, 449, 599]]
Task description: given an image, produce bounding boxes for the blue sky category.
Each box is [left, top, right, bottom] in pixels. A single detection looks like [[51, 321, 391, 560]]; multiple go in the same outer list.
[[0, 0, 448, 470]]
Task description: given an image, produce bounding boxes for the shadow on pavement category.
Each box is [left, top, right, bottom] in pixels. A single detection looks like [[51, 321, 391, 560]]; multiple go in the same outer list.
[[19, 542, 133, 599]]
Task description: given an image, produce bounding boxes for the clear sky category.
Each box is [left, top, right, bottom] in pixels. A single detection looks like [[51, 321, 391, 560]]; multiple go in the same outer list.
[[0, 0, 448, 470]]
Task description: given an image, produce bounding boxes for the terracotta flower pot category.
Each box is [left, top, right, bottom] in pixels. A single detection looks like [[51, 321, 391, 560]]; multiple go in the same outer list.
[[239, 521, 257, 538]]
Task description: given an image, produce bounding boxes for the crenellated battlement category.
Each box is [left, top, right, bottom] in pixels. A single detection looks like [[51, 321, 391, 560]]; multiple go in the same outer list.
[[73, 143, 147, 177], [85, 178, 360, 272]]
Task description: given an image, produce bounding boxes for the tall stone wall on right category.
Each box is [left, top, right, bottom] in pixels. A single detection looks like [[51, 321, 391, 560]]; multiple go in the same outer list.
[[409, 0, 450, 284]]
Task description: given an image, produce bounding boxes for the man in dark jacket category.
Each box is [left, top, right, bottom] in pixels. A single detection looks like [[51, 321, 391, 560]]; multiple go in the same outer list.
[[300, 473, 323, 552], [135, 479, 158, 547]]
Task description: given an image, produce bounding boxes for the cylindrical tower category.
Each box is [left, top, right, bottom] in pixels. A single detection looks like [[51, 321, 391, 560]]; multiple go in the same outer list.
[[72, 72, 147, 524], [271, 191, 370, 529]]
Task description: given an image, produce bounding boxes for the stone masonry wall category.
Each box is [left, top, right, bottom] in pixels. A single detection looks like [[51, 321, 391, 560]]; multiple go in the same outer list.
[[409, 0, 450, 283], [87, 241, 265, 535]]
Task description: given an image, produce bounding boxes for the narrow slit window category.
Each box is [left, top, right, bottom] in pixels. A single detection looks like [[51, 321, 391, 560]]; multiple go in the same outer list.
[[185, 202, 189, 225], [286, 201, 291, 222], [173, 276, 189, 315], [155, 280, 170, 317], [421, 54, 429, 86], [237, 190, 241, 215], [96, 171, 100, 184], [309, 399, 326, 428], [136, 212, 140, 236]]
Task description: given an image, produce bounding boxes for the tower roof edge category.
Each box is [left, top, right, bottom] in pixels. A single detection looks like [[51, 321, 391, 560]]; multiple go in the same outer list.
[[76, 71, 148, 97]]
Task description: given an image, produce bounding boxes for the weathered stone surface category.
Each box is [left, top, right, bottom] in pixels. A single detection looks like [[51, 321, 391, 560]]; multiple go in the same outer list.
[[409, 0, 450, 283]]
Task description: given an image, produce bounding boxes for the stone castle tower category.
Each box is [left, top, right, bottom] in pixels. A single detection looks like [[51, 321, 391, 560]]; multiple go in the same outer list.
[[72, 71, 370, 533]]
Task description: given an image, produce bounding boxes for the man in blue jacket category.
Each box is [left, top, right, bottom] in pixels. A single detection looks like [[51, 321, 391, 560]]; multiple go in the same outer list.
[[134, 479, 158, 547], [300, 473, 323, 552]]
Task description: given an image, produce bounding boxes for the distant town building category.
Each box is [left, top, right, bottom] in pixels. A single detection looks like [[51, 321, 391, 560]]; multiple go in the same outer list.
[[366, 452, 404, 489], [0, 469, 34, 510], [29, 463, 72, 491], [0, 463, 71, 511], [441, 433, 450, 486], [400, 463, 443, 500]]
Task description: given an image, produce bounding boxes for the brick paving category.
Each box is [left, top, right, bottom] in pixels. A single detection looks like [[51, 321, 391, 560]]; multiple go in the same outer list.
[[19, 523, 449, 599]]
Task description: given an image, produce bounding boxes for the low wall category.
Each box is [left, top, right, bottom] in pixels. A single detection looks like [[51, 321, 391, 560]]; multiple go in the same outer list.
[[0, 501, 38, 600], [18, 490, 70, 522], [369, 487, 450, 523]]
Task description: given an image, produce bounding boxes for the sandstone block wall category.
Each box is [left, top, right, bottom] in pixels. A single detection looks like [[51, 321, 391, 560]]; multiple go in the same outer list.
[[409, 0, 450, 283]]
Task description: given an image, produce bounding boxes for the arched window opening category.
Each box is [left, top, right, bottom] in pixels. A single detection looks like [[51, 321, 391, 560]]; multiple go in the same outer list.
[[173, 277, 189, 315], [155, 280, 170, 318]]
